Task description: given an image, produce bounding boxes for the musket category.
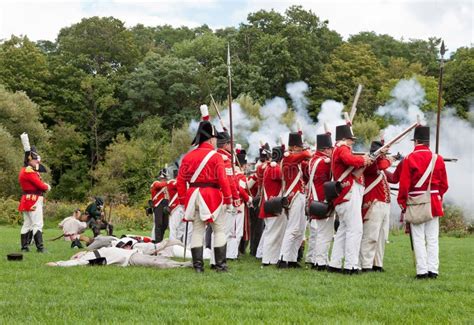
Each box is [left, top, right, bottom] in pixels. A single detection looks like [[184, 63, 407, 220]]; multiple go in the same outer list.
[[436, 41, 446, 154], [352, 121, 420, 177], [210, 93, 227, 131], [349, 84, 363, 122]]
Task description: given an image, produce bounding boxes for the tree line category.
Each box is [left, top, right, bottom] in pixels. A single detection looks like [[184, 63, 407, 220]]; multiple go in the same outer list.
[[0, 5, 472, 204]]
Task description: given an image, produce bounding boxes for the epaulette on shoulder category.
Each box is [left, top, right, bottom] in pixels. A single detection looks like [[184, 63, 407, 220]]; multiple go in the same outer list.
[[221, 154, 228, 161], [270, 162, 277, 167], [25, 166, 34, 173]]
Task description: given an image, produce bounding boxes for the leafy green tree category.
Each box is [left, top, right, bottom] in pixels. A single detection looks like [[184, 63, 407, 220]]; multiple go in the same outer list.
[[0, 36, 50, 105], [0, 126, 22, 198], [385, 57, 424, 80], [120, 53, 205, 130], [311, 43, 386, 118], [0, 85, 48, 143], [93, 117, 173, 203], [444, 47, 474, 117], [57, 16, 140, 75]]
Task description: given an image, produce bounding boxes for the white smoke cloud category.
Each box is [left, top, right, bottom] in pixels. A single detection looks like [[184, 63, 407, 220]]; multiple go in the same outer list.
[[377, 78, 474, 224], [189, 81, 347, 159]]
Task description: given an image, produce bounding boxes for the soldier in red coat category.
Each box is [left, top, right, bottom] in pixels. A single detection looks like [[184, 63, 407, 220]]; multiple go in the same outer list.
[[305, 133, 333, 270], [176, 113, 232, 272], [150, 169, 170, 243], [259, 145, 287, 265], [226, 148, 252, 259], [360, 141, 392, 272], [328, 125, 373, 274], [18, 133, 51, 252], [278, 131, 312, 268], [398, 126, 448, 279], [250, 142, 271, 256]]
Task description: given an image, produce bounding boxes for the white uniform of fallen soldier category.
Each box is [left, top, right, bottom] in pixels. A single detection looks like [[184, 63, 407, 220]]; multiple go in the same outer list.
[[85, 235, 212, 260], [46, 238, 192, 268]]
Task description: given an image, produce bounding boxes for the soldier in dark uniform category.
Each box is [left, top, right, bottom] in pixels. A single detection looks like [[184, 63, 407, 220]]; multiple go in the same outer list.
[[85, 197, 113, 237]]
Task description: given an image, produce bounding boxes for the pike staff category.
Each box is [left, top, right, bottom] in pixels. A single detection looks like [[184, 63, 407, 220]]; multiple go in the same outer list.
[[435, 41, 446, 154]]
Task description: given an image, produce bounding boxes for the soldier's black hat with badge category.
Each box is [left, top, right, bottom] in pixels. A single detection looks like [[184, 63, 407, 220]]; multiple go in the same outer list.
[[316, 134, 333, 150]]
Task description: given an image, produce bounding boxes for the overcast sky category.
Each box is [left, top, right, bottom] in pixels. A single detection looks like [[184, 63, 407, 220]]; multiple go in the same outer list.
[[0, 0, 472, 52]]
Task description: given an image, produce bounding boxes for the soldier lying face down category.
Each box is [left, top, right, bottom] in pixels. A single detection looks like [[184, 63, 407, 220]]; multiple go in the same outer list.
[[46, 239, 192, 269]]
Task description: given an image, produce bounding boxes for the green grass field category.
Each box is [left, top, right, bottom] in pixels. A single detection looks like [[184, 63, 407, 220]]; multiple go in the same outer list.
[[1, 226, 473, 324]]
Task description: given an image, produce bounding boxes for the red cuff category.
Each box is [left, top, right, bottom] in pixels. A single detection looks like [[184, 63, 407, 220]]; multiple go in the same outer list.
[[223, 197, 231, 205]]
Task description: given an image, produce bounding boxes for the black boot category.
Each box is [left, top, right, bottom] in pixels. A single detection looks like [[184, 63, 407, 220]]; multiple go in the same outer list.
[[297, 244, 304, 263], [71, 239, 83, 249], [214, 245, 228, 272], [107, 224, 114, 236], [191, 247, 204, 273], [26, 230, 34, 245], [288, 262, 302, 269], [34, 231, 45, 253], [277, 260, 289, 269], [20, 233, 29, 252]]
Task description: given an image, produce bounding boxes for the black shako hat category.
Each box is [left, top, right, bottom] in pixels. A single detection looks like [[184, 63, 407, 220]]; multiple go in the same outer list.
[[191, 120, 217, 146], [216, 130, 231, 146], [335, 125, 356, 141], [271, 146, 284, 163], [237, 149, 248, 165], [288, 132, 303, 147], [157, 168, 169, 179], [412, 126, 430, 142], [316, 134, 333, 150], [259, 143, 271, 160], [370, 141, 384, 154]]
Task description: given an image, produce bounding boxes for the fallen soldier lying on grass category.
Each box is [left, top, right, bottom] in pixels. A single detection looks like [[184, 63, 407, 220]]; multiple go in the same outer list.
[[46, 239, 192, 269], [86, 235, 212, 260]]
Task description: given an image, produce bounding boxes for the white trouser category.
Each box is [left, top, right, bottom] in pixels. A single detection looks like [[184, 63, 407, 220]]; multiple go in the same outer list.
[[314, 215, 335, 266], [280, 192, 306, 262], [190, 205, 226, 249], [255, 222, 265, 258], [21, 197, 44, 234], [411, 217, 439, 275], [305, 219, 318, 263], [168, 207, 193, 243], [262, 214, 288, 264], [226, 208, 244, 259], [359, 201, 390, 269], [329, 183, 364, 270]]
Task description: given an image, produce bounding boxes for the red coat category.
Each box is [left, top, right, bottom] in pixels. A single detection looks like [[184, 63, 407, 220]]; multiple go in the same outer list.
[[256, 161, 268, 191], [18, 166, 49, 212], [362, 157, 391, 218], [331, 142, 366, 206], [384, 160, 403, 184], [235, 170, 250, 203], [305, 151, 331, 202], [398, 145, 449, 217], [150, 180, 168, 207], [259, 162, 283, 218], [247, 174, 258, 197], [281, 150, 312, 203], [217, 148, 240, 201], [166, 179, 179, 211], [177, 142, 232, 216]]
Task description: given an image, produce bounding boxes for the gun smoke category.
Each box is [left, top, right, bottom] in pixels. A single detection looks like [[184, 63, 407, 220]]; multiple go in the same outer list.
[[189, 78, 473, 223]]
